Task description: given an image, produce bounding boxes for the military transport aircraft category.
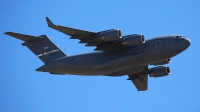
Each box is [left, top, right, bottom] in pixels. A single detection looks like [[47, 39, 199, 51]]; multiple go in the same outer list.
[[4, 17, 191, 91]]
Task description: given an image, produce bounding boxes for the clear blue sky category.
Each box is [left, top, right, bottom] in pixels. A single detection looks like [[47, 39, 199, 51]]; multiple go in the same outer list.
[[1, 0, 200, 112]]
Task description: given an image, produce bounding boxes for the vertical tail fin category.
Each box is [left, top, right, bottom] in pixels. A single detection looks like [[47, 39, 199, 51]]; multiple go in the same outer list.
[[4, 32, 67, 64]]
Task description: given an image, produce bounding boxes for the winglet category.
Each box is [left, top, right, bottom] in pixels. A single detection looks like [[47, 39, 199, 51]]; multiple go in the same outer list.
[[45, 17, 55, 27]]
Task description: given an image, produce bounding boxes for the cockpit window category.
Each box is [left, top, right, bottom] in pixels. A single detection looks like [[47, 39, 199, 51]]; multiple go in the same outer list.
[[176, 35, 183, 38]]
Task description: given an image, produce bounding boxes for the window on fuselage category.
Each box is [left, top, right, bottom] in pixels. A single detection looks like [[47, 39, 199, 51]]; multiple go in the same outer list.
[[176, 36, 184, 38]]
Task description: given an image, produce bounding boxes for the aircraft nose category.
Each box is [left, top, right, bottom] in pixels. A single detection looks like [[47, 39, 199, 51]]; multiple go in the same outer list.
[[184, 38, 191, 48]]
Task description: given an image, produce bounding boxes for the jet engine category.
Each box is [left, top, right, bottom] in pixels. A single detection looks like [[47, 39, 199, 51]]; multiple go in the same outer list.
[[151, 59, 171, 65], [99, 29, 122, 41], [149, 66, 170, 77], [122, 34, 145, 46]]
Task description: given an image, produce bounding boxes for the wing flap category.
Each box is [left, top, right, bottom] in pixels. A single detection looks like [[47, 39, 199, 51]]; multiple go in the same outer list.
[[85, 39, 103, 46], [94, 42, 116, 51]]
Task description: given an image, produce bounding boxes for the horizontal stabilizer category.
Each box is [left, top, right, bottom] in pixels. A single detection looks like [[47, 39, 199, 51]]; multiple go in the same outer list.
[[4, 32, 67, 63], [4, 32, 43, 43]]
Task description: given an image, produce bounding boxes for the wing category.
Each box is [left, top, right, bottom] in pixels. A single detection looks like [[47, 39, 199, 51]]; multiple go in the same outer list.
[[45, 17, 126, 51], [127, 66, 149, 91], [45, 17, 96, 38], [128, 75, 148, 91]]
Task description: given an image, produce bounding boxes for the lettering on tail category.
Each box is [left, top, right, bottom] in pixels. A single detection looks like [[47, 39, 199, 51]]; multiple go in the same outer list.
[[37, 47, 59, 57]]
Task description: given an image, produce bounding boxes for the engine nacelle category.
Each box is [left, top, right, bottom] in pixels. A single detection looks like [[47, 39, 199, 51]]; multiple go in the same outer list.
[[122, 34, 145, 46], [151, 59, 171, 65], [99, 29, 122, 41], [149, 66, 170, 77]]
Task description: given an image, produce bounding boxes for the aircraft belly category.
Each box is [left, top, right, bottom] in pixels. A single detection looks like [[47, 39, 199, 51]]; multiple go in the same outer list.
[[58, 53, 100, 75], [50, 53, 169, 75], [106, 65, 147, 76]]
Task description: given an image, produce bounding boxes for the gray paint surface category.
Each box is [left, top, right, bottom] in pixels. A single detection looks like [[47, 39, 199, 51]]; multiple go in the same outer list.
[[4, 17, 191, 91]]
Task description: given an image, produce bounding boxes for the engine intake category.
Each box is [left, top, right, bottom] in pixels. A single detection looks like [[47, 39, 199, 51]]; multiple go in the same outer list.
[[151, 59, 171, 65], [149, 66, 170, 77], [122, 34, 145, 46], [99, 29, 122, 41]]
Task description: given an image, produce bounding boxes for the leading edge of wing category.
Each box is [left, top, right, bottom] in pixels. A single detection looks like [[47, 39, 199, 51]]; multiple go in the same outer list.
[[45, 17, 96, 38]]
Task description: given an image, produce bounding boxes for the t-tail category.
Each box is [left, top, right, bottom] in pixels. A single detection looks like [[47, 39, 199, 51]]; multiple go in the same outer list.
[[4, 32, 67, 64]]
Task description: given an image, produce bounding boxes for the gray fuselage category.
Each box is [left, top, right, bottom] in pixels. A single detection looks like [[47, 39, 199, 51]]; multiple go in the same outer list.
[[37, 35, 190, 76]]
